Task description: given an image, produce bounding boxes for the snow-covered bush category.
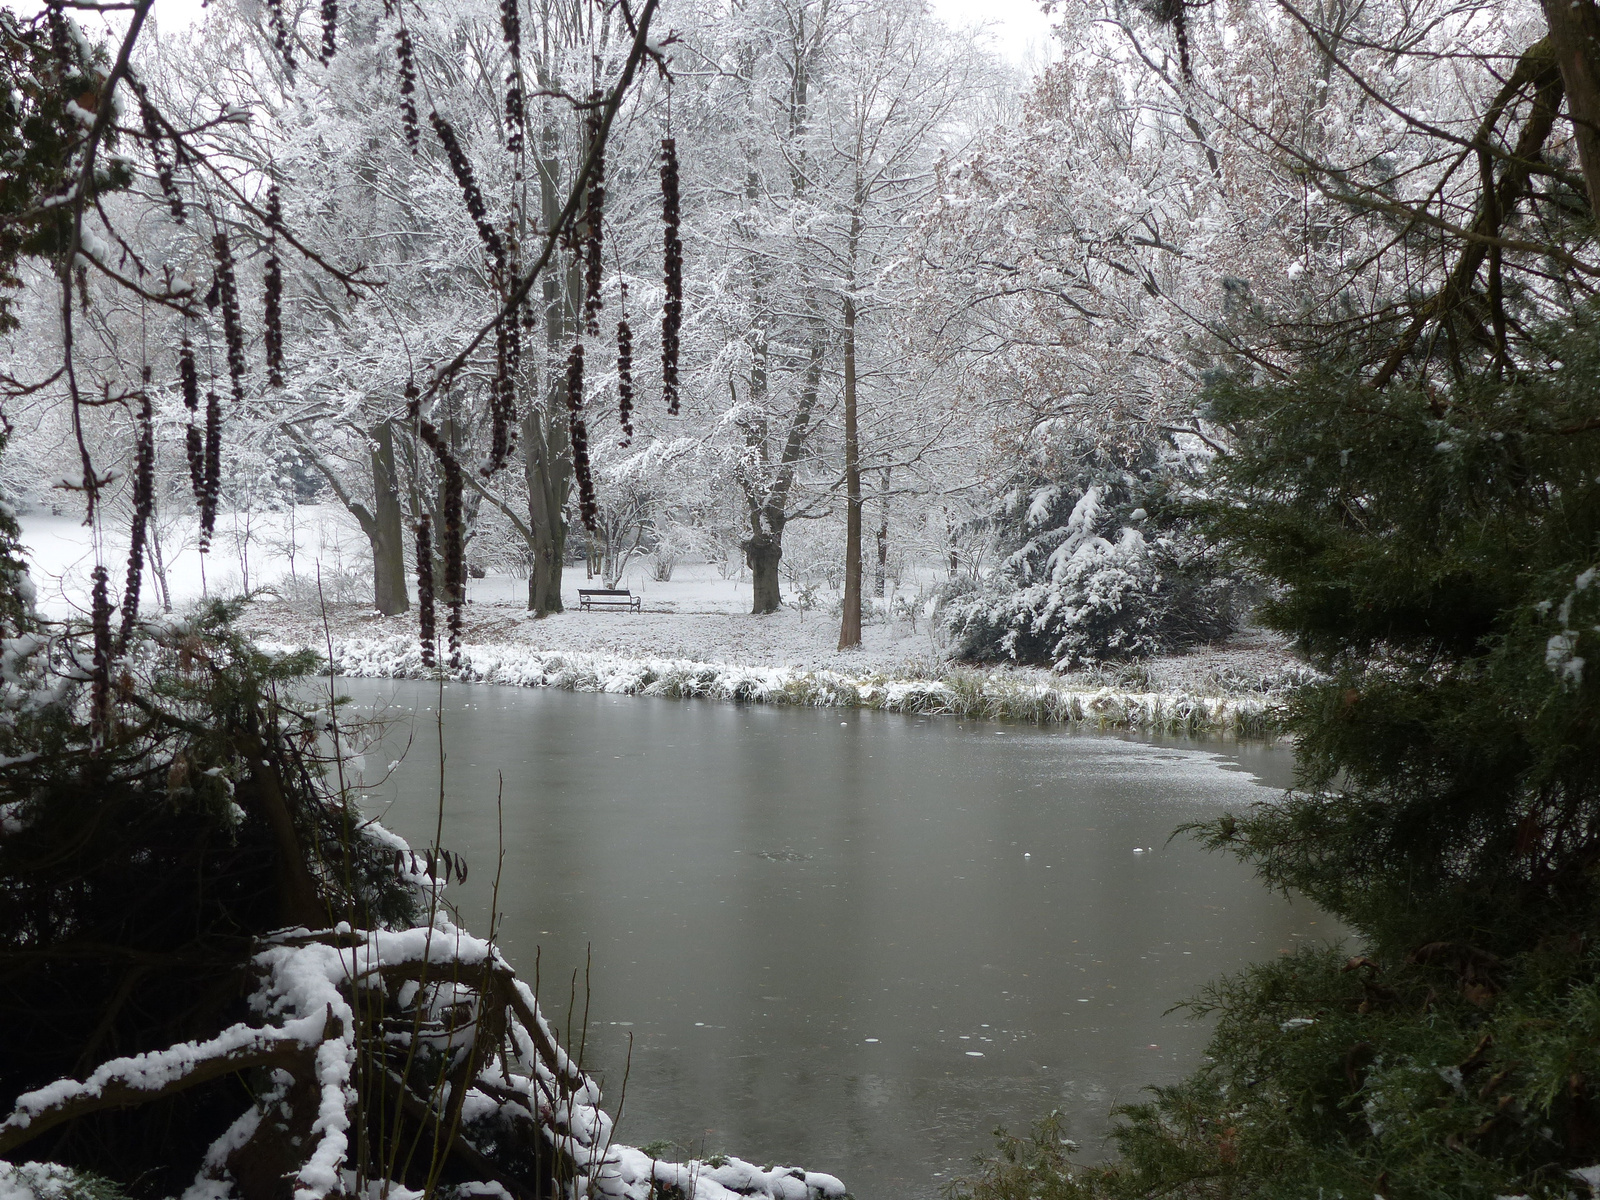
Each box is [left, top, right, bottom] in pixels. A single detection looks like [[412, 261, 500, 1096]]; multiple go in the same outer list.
[[0, 1162, 124, 1200], [944, 447, 1241, 669]]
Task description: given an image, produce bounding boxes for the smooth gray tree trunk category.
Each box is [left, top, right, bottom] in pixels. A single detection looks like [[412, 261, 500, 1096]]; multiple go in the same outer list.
[[369, 422, 409, 615], [875, 467, 889, 599]]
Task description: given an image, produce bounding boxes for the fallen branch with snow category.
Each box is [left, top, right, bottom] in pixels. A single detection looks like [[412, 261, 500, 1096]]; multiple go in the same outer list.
[[0, 916, 848, 1200]]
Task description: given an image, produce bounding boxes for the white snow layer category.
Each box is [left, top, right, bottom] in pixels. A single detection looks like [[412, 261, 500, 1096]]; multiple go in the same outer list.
[[4, 911, 847, 1200], [287, 634, 1271, 735]]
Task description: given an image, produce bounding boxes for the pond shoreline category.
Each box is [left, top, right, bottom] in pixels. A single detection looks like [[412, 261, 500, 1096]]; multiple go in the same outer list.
[[266, 632, 1290, 738]]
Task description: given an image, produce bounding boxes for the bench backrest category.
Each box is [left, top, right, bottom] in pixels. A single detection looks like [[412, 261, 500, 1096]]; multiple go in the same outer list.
[[579, 589, 632, 597]]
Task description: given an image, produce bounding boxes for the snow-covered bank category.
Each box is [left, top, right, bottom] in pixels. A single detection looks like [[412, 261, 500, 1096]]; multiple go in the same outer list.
[[276, 633, 1286, 738]]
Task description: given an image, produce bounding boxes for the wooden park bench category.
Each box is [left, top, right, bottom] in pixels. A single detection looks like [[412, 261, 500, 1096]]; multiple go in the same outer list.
[[578, 588, 641, 612]]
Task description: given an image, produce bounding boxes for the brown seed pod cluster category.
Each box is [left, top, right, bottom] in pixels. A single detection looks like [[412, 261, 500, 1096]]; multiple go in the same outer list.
[[180, 338, 205, 497], [501, 0, 523, 157], [185, 422, 204, 497], [138, 94, 185, 224], [483, 314, 518, 477], [119, 389, 154, 650], [616, 283, 634, 446], [583, 97, 605, 336], [505, 80, 524, 158], [211, 232, 247, 404], [179, 337, 200, 411], [431, 112, 506, 276], [46, 7, 71, 68], [266, 0, 296, 71], [565, 340, 597, 532], [89, 565, 113, 740], [500, 0, 520, 55], [199, 391, 221, 551], [264, 185, 284, 389], [415, 513, 436, 668], [408, 387, 466, 667], [395, 27, 420, 154], [320, 0, 337, 63], [660, 137, 682, 415]]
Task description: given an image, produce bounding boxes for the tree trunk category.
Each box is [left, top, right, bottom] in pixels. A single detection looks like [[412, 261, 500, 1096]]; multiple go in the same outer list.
[[746, 528, 783, 615], [524, 408, 569, 617], [146, 520, 172, 612], [520, 108, 577, 618], [837, 291, 862, 650], [874, 466, 889, 599], [1541, 0, 1600, 215], [369, 421, 409, 615]]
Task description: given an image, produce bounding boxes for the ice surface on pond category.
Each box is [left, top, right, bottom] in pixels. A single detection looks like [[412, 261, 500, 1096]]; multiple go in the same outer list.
[[344, 678, 1322, 1200]]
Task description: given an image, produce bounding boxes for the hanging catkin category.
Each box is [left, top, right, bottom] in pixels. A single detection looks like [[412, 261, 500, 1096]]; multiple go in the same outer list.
[[179, 336, 199, 412], [583, 97, 605, 336], [46, 7, 71, 69], [501, 0, 523, 158], [565, 340, 597, 532], [212, 232, 247, 404], [408, 386, 466, 667], [415, 513, 436, 668], [180, 337, 204, 496], [483, 315, 516, 477], [395, 27, 420, 154], [320, 0, 337, 63], [185, 422, 204, 498], [89, 565, 113, 741], [199, 391, 221, 550], [139, 94, 185, 224], [119, 387, 154, 650], [1172, 6, 1192, 82], [660, 137, 682, 415], [264, 185, 284, 389], [506, 81, 524, 158], [266, 0, 296, 71], [500, 0, 520, 54], [431, 112, 506, 275], [616, 282, 634, 446]]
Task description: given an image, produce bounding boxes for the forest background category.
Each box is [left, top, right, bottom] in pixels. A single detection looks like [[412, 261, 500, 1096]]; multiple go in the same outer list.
[[3, 0, 1600, 1194]]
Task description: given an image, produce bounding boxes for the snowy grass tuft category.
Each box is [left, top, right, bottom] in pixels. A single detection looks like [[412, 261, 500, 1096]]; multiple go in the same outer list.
[[275, 635, 1282, 738]]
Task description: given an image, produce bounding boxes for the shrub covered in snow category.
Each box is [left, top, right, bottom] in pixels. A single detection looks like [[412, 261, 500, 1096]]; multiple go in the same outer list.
[[943, 445, 1241, 669]]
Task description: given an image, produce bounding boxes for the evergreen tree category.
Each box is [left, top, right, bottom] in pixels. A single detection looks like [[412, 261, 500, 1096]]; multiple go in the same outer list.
[[0, 7, 132, 334], [1203, 314, 1600, 953], [944, 439, 1240, 670], [951, 308, 1600, 1200]]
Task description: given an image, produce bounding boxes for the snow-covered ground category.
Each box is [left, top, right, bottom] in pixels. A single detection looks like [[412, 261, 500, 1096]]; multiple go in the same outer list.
[[17, 505, 1305, 730], [252, 561, 959, 676], [235, 556, 1298, 696], [17, 504, 372, 620]]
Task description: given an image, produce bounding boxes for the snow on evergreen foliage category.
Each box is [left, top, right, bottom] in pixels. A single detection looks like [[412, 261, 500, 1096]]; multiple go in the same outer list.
[[0, 1162, 120, 1200], [944, 445, 1240, 669]]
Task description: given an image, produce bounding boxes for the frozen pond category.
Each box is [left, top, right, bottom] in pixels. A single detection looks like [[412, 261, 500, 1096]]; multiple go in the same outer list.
[[344, 678, 1324, 1199]]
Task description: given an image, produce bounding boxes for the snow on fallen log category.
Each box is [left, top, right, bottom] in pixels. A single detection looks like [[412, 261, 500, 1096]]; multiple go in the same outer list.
[[0, 914, 847, 1200], [281, 634, 1278, 737]]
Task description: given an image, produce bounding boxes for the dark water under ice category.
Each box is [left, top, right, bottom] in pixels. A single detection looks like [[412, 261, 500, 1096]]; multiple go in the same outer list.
[[343, 678, 1326, 1200]]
